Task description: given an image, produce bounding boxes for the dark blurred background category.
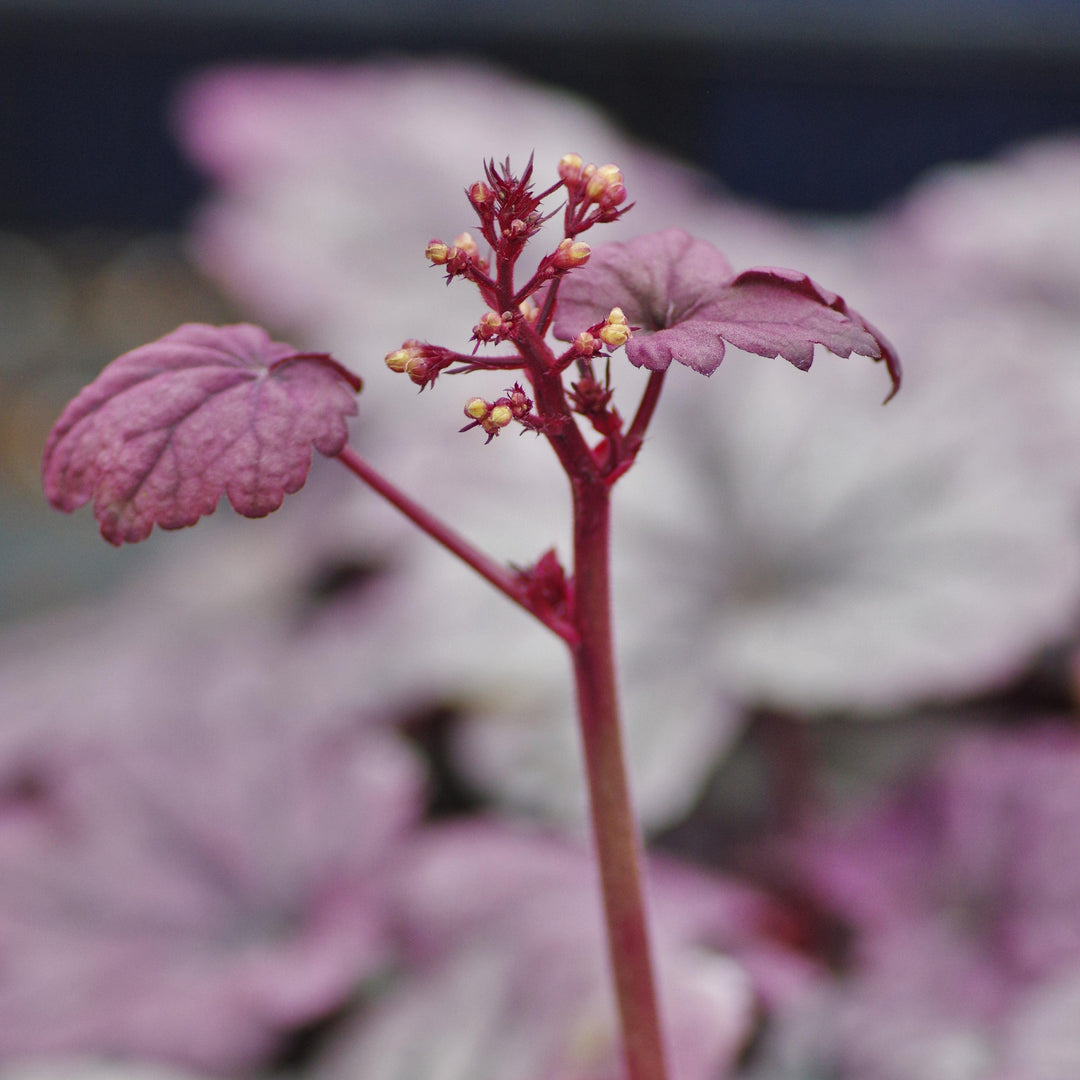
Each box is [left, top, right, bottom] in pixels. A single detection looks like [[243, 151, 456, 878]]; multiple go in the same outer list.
[[3, 0, 1080, 229]]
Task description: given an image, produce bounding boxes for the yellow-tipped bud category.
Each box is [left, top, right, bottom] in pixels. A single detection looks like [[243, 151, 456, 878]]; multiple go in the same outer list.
[[385, 348, 411, 373], [488, 404, 513, 428], [425, 240, 451, 264], [575, 331, 598, 355], [598, 307, 632, 348], [453, 232, 479, 259], [553, 238, 591, 270], [586, 163, 623, 201], [464, 397, 490, 421], [468, 181, 493, 206], [558, 153, 584, 183], [599, 323, 632, 349]]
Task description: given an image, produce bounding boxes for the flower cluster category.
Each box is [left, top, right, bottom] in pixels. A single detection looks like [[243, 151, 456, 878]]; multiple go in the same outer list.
[[460, 383, 535, 442]]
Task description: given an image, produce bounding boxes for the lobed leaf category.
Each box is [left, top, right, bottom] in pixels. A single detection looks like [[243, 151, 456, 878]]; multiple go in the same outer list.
[[42, 323, 362, 545], [554, 229, 901, 399]]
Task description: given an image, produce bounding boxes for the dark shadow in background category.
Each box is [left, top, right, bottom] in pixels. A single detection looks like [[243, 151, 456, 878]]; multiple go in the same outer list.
[[2, 4, 1080, 226]]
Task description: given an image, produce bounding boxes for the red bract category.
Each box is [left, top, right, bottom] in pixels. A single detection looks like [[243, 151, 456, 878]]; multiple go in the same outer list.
[[42, 323, 362, 545], [553, 228, 901, 400]]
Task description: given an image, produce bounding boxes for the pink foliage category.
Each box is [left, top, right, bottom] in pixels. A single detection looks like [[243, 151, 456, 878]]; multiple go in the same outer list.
[[554, 229, 900, 397], [314, 822, 816, 1080], [0, 617, 423, 1073], [759, 725, 1080, 1080], [42, 323, 361, 544]]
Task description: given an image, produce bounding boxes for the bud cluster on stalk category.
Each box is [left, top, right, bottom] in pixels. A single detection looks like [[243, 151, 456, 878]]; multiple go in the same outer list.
[[383, 340, 456, 389], [388, 153, 634, 447], [460, 383, 536, 442]]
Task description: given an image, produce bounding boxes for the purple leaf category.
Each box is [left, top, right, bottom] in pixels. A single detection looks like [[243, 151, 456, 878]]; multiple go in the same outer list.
[[554, 228, 901, 399], [42, 323, 362, 545]]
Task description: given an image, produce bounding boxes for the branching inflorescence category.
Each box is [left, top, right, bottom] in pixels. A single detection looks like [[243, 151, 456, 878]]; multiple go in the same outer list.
[[41, 153, 899, 1080]]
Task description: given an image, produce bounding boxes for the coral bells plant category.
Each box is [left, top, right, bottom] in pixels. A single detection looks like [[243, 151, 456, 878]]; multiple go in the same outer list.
[[41, 153, 899, 1080]]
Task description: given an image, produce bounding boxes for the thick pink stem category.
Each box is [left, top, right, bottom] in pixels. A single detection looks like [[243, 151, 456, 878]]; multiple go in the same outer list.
[[570, 475, 669, 1080]]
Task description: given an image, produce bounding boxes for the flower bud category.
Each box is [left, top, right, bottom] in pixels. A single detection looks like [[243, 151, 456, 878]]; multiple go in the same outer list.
[[425, 240, 451, 265], [553, 238, 591, 270], [473, 310, 509, 343], [558, 153, 584, 184], [385, 348, 410, 373], [598, 181, 627, 210], [468, 181, 493, 209], [453, 232, 480, 260], [598, 308, 632, 349], [385, 340, 423, 373], [518, 297, 539, 325], [599, 322, 632, 349], [504, 383, 533, 419], [464, 397, 490, 421], [586, 164, 624, 203], [488, 404, 513, 429], [574, 331, 599, 357]]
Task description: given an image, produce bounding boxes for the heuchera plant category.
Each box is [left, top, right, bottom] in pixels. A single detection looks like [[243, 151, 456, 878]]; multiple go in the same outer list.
[[42, 153, 899, 1080]]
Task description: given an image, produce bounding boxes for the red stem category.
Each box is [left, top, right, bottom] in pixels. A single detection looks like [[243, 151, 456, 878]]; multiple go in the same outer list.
[[570, 474, 669, 1080], [335, 445, 577, 644], [622, 369, 667, 462], [512, 310, 671, 1080]]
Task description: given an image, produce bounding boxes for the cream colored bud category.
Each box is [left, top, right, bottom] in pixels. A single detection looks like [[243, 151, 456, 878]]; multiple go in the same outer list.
[[606, 307, 628, 325], [385, 348, 411, 372], [488, 404, 513, 428], [464, 397, 490, 421], [425, 240, 450, 264], [575, 332, 597, 354], [599, 323, 632, 348], [558, 153, 584, 183], [586, 164, 623, 201], [453, 232, 479, 258], [469, 181, 493, 205], [553, 238, 591, 270]]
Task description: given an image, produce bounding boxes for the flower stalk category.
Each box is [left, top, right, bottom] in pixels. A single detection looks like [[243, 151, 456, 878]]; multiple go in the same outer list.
[[569, 473, 668, 1080], [374, 155, 673, 1078]]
